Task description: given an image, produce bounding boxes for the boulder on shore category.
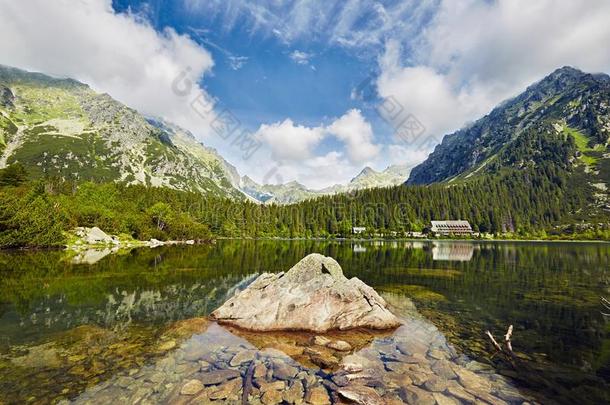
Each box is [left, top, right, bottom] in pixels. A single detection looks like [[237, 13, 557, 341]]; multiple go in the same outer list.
[[210, 253, 401, 332]]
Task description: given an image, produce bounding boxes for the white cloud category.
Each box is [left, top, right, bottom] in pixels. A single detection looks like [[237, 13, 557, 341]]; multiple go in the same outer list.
[[243, 148, 366, 190], [248, 110, 384, 188], [183, 0, 437, 53], [327, 109, 380, 163], [385, 144, 429, 168], [254, 119, 325, 161], [377, 0, 610, 141], [228, 55, 249, 70], [254, 109, 381, 165], [289, 50, 313, 65], [0, 0, 218, 136]]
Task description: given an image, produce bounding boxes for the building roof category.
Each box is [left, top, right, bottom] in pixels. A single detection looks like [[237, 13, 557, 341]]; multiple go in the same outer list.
[[430, 220, 473, 232]]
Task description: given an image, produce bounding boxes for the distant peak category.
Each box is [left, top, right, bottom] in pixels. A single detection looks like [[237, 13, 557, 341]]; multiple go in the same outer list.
[[359, 166, 376, 176], [541, 66, 589, 84], [286, 180, 305, 188]]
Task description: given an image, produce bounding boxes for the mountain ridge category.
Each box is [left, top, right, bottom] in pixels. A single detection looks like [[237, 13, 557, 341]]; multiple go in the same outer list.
[[407, 66, 610, 186], [239, 163, 413, 204], [0, 64, 247, 199]]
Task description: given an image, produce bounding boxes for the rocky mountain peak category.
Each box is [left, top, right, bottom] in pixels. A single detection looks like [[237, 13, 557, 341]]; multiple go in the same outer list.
[[407, 66, 610, 185]]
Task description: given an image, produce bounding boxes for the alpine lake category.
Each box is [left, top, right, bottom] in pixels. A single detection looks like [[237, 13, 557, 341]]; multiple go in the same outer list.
[[0, 240, 608, 404]]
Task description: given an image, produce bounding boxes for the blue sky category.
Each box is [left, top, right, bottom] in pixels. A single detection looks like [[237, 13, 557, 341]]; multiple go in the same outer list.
[[106, 0, 443, 187], [111, 0, 415, 156], [2, 1, 609, 188]]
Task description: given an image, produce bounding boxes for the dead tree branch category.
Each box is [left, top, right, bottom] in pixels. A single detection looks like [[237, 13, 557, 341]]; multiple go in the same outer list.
[[602, 297, 610, 317], [504, 324, 514, 352], [486, 330, 503, 352]]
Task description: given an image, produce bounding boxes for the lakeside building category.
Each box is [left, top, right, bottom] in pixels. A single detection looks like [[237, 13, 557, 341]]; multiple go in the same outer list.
[[352, 227, 366, 234], [430, 220, 473, 236]]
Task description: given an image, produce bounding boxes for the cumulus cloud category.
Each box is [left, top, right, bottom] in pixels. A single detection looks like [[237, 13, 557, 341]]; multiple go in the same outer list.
[[0, 0, 217, 136], [385, 144, 429, 168], [254, 119, 325, 161], [249, 110, 384, 188], [255, 109, 380, 165], [244, 148, 368, 190], [377, 0, 610, 141], [327, 109, 380, 163]]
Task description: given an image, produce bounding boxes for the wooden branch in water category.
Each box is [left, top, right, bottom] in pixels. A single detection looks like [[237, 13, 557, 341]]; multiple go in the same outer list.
[[504, 324, 514, 352], [602, 297, 610, 316], [486, 330, 503, 352]]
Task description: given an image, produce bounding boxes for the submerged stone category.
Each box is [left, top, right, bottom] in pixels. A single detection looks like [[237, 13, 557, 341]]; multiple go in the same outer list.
[[180, 379, 204, 395], [199, 369, 241, 386], [328, 340, 352, 352], [337, 385, 384, 405], [306, 385, 331, 405], [211, 254, 401, 332]]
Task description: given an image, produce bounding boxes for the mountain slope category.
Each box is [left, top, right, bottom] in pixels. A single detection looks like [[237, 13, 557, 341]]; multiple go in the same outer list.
[[0, 65, 244, 199], [407, 66, 610, 186]]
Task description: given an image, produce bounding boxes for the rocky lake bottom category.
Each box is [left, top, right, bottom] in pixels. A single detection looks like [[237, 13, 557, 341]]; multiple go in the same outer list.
[[67, 294, 533, 405]]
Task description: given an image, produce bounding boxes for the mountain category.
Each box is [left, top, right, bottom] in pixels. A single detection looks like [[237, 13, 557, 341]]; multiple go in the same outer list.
[[0, 65, 244, 199], [407, 67, 610, 188], [0, 64, 416, 205], [344, 164, 412, 190], [240, 164, 412, 204]]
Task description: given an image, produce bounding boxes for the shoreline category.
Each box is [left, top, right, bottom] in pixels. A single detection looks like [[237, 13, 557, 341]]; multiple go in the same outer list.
[[217, 236, 610, 244], [2, 235, 608, 253]]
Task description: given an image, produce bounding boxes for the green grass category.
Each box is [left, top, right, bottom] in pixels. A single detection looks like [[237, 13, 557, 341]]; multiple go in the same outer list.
[[0, 114, 18, 150], [10, 84, 85, 125], [564, 126, 602, 166], [8, 132, 121, 182]]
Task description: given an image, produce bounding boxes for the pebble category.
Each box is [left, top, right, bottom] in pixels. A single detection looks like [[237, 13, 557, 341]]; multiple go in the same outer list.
[[453, 367, 492, 391], [424, 375, 448, 392], [283, 380, 304, 404], [328, 340, 352, 351], [313, 336, 331, 346], [432, 392, 460, 405], [307, 385, 331, 405], [208, 378, 242, 400], [337, 385, 384, 405], [446, 381, 476, 404], [428, 349, 446, 360], [199, 369, 241, 386], [432, 359, 458, 380], [229, 349, 256, 366], [180, 379, 204, 395], [261, 389, 283, 405], [399, 385, 436, 405], [272, 360, 299, 380], [256, 380, 286, 392]]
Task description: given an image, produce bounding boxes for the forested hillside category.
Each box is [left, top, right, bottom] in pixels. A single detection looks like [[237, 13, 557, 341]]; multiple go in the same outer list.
[[1, 159, 607, 248]]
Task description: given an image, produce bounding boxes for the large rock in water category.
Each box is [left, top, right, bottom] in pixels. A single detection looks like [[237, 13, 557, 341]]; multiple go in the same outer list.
[[211, 254, 401, 332]]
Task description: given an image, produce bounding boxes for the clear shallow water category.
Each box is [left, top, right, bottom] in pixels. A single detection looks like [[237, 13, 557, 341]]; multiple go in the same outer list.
[[0, 240, 608, 404]]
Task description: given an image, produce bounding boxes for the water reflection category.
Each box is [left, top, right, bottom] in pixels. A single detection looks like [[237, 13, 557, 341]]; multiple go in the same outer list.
[[352, 244, 366, 253], [432, 241, 475, 261], [0, 240, 608, 404]]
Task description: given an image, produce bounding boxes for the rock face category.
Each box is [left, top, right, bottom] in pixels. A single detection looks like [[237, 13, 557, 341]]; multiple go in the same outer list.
[[74, 226, 115, 245], [211, 254, 401, 332]]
